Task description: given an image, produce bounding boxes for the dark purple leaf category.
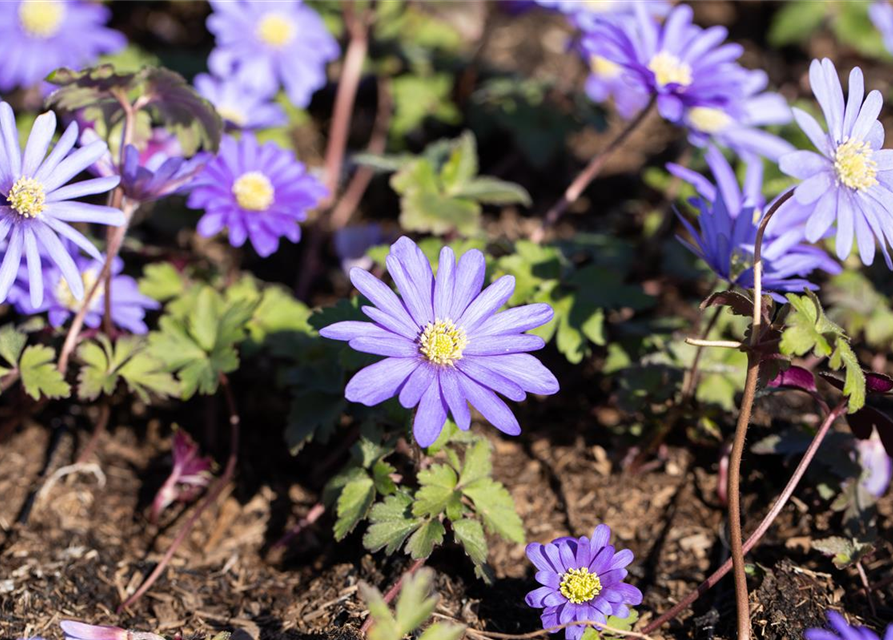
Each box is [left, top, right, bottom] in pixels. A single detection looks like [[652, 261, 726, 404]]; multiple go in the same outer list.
[[846, 407, 893, 457], [865, 371, 893, 394], [769, 365, 816, 393]]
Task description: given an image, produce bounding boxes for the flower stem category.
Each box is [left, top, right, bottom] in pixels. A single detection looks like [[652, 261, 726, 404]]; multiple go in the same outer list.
[[75, 402, 111, 465], [642, 398, 847, 633], [117, 373, 240, 612], [684, 338, 742, 349], [57, 198, 138, 374], [530, 96, 656, 243], [359, 558, 426, 636]]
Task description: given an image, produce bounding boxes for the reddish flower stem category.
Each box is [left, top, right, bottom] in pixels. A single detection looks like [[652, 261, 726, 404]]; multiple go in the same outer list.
[[270, 502, 326, 550], [359, 558, 426, 636], [642, 398, 847, 633], [117, 373, 240, 612], [75, 402, 111, 465], [530, 96, 655, 243]]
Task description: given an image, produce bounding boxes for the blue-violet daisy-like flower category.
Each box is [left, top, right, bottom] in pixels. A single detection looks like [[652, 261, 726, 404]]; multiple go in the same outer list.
[[805, 611, 893, 640], [60, 621, 163, 640], [683, 68, 794, 162], [670, 146, 840, 298], [11, 253, 158, 334], [0, 1, 125, 92], [780, 59, 893, 268], [0, 104, 123, 307], [207, 0, 339, 108], [857, 432, 892, 498], [319, 236, 559, 447], [187, 133, 327, 258], [525, 524, 642, 639], [195, 73, 288, 131], [596, 4, 751, 122]]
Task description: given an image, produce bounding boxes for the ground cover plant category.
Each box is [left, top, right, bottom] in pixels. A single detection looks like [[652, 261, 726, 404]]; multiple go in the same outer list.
[[3, 1, 893, 639]]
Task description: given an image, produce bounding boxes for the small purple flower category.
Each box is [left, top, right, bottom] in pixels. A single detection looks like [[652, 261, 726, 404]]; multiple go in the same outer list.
[[10, 253, 158, 334], [857, 433, 892, 498], [869, 1, 893, 56], [779, 59, 893, 268], [805, 611, 893, 640], [684, 68, 794, 162], [207, 0, 339, 107], [0, 104, 123, 307], [151, 429, 214, 524], [195, 73, 288, 131], [0, 1, 125, 92], [535, 0, 670, 31], [60, 621, 163, 640], [525, 525, 642, 639], [187, 133, 327, 258], [595, 4, 752, 122], [320, 237, 559, 447], [670, 146, 841, 298]]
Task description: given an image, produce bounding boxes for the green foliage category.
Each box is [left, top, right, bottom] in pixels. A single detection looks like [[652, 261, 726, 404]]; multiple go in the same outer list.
[[0, 323, 27, 379], [47, 64, 222, 155], [826, 271, 893, 349], [139, 263, 185, 302], [391, 74, 461, 140], [768, 2, 887, 58], [768, 1, 829, 48], [579, 610, 640, 638], [780, 291, 866, 412], [20, 344, 70, 400], [77, 335, 179, 403], [359, 568, 465, 640], [812, 536, 875, 570]]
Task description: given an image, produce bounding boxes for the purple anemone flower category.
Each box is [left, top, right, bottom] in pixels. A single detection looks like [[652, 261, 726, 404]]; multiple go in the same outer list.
[[10, 253, 158, 334], [857, 432, 892, 498], [207, 0, 339, 108], [0, 1, 125, 92], [319, 237, 559, 447], [0, 104, 123, 307], [869, 1, 893, 57], [669, 146, 841, 299], [535, 0, 669, 31], [195, 73, 288, 131], [187, 133, 327, 258], [525, 525, 643, 639], [684, 68, 794, 162], [779, 59, 893, 268], [60, 621, 162, 640], [805, 611, 893, 640], [580, 25, 650, 120], [85, 127, 208, 203], [151, 429, 214, 524], [596, 4, 751, 122]]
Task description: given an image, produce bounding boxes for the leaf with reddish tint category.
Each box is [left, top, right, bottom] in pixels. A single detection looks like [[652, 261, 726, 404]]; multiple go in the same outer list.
[[769, 365, 817, 393], [865, 371, 893, 394]]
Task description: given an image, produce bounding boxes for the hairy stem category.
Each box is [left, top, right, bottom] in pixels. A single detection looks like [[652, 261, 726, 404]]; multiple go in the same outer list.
[[57, 198, 138, 373], [642, 399, 847, 633], [530, 96, 655, 243], [118, 373, 240, 612], [360, 558, 426, 636]]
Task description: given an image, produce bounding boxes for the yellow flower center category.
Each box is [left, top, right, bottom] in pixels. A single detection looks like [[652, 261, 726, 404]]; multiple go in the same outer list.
[[834, 138, 878, 191], [647, 51, 693, 88], [687, 106, 733, 134], [55, 269, 101, 312], [257, 12, 295, 48], [18, 0, 66, 39], [559, 567, 602, 604], [590, 55, 621, 79], [232, 171, 275, 211], [8, 177, 47, 218], [418, 320, 467, 366], [216, 106, 247, 127]]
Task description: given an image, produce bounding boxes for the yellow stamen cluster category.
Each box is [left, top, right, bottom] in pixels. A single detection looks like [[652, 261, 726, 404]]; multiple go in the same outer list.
[[418, 320, 467, 366], [834, 138, 878, 192], [589, 55, 621, 79], [8, 177, 47, 218], [647, 51, 693, 88], [687, 107, 733, 134], [55, 269, 101, 312], [257, 13, 296, 48], [559, 567, 602, 604], [232, 171, 275, 211], [18, 0, 65, 39], [216, 106, 247, 127]]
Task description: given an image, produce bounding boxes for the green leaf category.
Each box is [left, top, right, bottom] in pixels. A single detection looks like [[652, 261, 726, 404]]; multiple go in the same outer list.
[[458, 438, 492, 487], [20, 345, 70, 400], [334, 469, 376, 541], [452, 518, 488, 567], [45, 64, 137, 112], [812, 536, 875, 569], [77, 335, 178, 403], [828, 339, 866, 413], [394, 568, 439, 633], [139, 263, 184, 301], [418, 624, 467, 640], [0, 324, 27, 369], [450, 177, 531, 206], [768, 0, 828, 47], [406, 518, 446, 559], [462, 478, 525, 544], [360, 582, 400, 640], [391, 74, 461, 139], [440, 131, 478, 190], [414, 464, 460, 518], [372, 460, 398, 496], [364, 493, 423, 556]]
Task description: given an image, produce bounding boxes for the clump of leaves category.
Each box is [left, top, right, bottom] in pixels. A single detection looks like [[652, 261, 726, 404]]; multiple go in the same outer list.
[[357, 131, 530, 236], [77, 335, 179, 403], [0, 324, 70, 400], [360, 567, 465, 640]]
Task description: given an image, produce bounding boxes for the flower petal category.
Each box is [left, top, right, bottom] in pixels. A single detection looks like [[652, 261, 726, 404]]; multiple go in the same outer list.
[[413, 382, 447, 447], [457, 372, 521, 436], [345, 357, 418, 406]]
